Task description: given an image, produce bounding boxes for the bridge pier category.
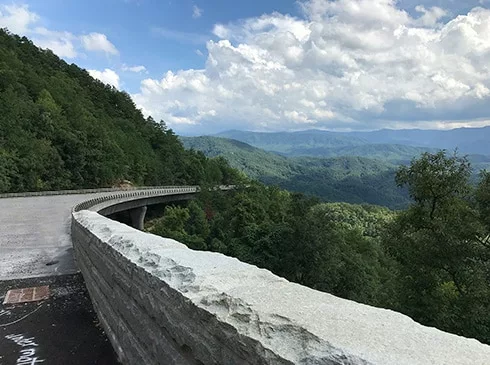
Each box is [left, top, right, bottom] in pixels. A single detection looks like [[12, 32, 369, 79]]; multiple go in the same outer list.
[[129, 206, 147, 230]]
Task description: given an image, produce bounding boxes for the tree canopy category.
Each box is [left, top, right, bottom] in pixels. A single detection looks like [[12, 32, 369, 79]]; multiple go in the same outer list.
[[0, 29, 241, 192], [385, 151, 490, 342], [148, 151, 490, 344]]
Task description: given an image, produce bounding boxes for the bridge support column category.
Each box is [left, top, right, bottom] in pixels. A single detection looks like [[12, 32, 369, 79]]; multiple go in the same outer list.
[[129, 206, 147, 230]]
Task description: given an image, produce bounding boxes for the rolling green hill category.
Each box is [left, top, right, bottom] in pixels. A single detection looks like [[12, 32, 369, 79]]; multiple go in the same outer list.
[[181, 136, 410, 209], [181, 136, 294, 180]]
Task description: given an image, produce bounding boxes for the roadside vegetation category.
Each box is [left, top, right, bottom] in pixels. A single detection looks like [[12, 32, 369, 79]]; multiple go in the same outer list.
[[148, 151, 490, 344]]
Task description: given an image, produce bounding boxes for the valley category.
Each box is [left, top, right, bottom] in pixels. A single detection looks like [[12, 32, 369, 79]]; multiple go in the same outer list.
[[182, 133, 490, 209]]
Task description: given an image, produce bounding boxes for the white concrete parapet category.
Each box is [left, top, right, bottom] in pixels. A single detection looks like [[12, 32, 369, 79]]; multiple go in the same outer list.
[[72, 210, 490, 365]]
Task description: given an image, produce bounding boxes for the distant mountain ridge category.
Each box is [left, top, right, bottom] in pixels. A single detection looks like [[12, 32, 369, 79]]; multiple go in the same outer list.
[[182, 132, 490, 208], [215, 126, 490, 157], [215, 129, 366, 155], [348, 126, 490, 155], [181, 136, 410, 209]]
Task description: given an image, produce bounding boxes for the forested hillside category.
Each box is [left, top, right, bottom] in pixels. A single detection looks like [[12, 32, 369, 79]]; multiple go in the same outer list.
[[181, 136, 294, 180], [0, 29, 239, 193], [182, 136, 410, 208], [148, 151, 490, 344]]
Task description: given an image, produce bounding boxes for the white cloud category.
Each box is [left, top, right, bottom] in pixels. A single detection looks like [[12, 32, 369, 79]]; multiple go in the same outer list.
[[414, 5, 448, 27], [0, 4, 38, 34], [133, 0, 490, 132], [212, 24, 229, 39], [32, 27, 78, 58], [192, 5, 203, 19], [88, 68, 120, 88], [0, 4, 120, 61], [81, 32, 119, 55], [122, 64, 147, 73], [0, 5, 79, 58], [34, 37, 78, 58]]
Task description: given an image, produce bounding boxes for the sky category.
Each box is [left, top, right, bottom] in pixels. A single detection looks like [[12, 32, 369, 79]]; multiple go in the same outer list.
[[1, 0, 490, 135]]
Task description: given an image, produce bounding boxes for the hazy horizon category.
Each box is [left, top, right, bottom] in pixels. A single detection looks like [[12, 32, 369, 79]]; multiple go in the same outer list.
[[178, 124, 490, 137]]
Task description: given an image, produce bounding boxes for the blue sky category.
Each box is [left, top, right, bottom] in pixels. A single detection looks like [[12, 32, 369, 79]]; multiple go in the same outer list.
[[2, 0, 302, 92], [1, 0, 490, 134]]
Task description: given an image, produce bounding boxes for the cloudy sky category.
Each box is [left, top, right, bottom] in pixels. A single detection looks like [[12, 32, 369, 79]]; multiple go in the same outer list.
[[1, 0, 490, 134]]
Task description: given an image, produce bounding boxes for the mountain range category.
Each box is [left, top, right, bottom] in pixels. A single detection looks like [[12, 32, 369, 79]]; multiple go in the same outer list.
[[181, 136, 410, 209], [182, 129, 490, 209], [215, 127, 490, 159]]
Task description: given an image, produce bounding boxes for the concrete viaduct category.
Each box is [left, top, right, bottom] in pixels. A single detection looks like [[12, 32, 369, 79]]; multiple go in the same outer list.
[[1, 187, 490, 364], [0, 186, 198, 280]]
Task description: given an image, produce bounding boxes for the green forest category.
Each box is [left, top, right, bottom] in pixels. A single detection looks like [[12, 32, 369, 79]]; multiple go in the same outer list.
[[182, 136, 490, 209], [1, 29, 489, 345], [181, 136, 411, 209], [0, 29, 240, 193], [148, 151, 490, 344]]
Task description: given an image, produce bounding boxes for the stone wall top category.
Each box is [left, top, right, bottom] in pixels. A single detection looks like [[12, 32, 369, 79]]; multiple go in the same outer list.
[[72, 186, 199, 212], [73, 210, 490, 365]]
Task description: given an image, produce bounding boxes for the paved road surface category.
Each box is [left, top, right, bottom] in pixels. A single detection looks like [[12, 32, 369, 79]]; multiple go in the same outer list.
[[0, 192, 117, 280], [0, 274, 119, 364]]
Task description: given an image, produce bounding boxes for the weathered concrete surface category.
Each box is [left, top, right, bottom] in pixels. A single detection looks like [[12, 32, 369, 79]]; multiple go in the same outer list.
[[73, 210, 490, 365], [0, 187, 198, 280], [0, 193, 116, 280], [129, 206, 148, 230]]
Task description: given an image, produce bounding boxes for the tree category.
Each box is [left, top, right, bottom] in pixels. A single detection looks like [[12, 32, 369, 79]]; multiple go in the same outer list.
[[148, 205, 190, 242], [476, 171, 490, 235], [294, 203, 398, 306], [395, 150, 471, 219], [185, 201, 208, 236], [385, 151, 490, 343]]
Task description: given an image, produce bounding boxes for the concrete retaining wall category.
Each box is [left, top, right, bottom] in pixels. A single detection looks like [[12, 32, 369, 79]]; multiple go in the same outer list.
[[72, 210, 490, 365]]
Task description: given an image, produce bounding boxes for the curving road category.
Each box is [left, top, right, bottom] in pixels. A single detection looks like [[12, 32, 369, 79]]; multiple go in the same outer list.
[[0, 187, 198, 280]]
